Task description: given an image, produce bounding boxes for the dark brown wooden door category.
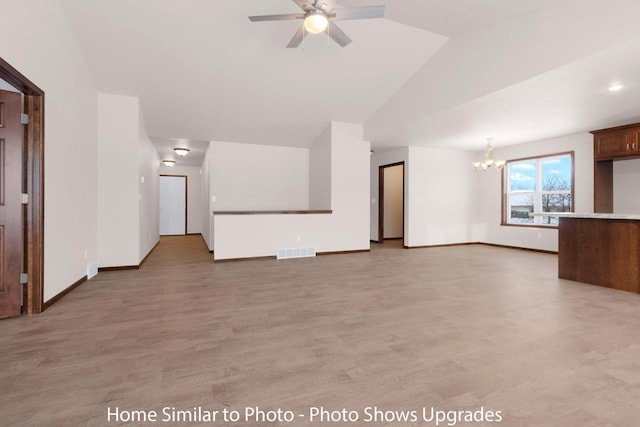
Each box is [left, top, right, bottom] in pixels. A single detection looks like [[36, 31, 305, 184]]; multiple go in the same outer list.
[[0, 90, 23, 319]]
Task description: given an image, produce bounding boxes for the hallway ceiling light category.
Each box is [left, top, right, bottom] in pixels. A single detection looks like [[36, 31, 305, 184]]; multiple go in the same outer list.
[[162, 160, 176, 167], [473, 138, 505, 171], [174, 147, 190, 156]]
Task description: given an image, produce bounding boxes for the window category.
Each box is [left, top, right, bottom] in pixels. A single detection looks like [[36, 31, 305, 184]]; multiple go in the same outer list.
[[502, 152, 574, 227]]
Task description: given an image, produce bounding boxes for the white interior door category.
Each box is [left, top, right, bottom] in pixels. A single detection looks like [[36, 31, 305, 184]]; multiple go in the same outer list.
[[159, 175, 186, 235]]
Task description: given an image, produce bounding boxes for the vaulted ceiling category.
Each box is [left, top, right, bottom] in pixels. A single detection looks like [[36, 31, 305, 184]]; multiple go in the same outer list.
[[61, 0, 640, 155]]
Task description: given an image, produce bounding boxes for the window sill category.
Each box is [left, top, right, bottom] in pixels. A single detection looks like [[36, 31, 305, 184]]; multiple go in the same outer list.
[[500, 222, 558, 230]]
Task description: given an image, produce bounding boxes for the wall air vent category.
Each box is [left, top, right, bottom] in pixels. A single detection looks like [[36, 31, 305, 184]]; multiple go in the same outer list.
[[277, 247, 316, 260]]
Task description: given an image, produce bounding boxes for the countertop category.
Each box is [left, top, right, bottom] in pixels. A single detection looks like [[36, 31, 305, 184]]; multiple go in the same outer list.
[[532, 212, 640, 220]]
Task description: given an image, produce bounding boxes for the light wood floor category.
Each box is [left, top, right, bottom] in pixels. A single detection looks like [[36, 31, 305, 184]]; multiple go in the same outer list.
[[2, 235, 640, 426]]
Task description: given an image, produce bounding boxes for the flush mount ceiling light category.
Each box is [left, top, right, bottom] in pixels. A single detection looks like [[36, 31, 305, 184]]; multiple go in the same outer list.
[[174, 147, 190, 156], [162, 160, 176, 167], [473, 138, 505, 171], [609, 83, 624, 92]]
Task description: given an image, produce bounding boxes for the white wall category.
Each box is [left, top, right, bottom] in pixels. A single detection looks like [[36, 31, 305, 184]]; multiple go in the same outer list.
[[613, 158, 640, 213], [0, 0, 99, 301], [159, 165, 203, 234], [98, 94, 140, 267], [476, 132, 593, 251], [407, 146, 478, 247], [383, 165, 404, 238], [138, 111, 160, 262], [210, 141, 309, 211], [213, 122, 370, 260], [201, 143, 213, 250], [370, 148, 409, 242], [98, 93, 160, 266], [309, 126, 332, 210], [370, 146, 475, 247]]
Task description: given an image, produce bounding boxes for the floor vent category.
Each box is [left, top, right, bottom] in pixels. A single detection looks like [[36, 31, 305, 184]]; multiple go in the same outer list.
[[277, 247, 316, 260], [87, 261, 98, 279]]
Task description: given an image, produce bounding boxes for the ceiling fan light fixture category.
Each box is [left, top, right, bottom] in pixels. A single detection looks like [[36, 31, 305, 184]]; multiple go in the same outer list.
[[174, 147, 190, 156], [304, 12, 329, 34]]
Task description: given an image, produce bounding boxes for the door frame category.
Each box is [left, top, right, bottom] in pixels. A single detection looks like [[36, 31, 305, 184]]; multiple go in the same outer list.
[[378, 161, 405, 245], [0, 57, 45, 314], [159, 174, 188, 235]]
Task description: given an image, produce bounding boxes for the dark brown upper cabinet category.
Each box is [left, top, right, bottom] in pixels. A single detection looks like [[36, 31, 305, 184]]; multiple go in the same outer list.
[[592, 122, 640, 213], [594, 126, 640, 160]]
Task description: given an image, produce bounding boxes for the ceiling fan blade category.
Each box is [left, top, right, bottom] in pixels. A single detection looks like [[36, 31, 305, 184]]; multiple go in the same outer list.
[[334, 6, 386, 20], [286, 25, 307, 48], [249, 13, 304, 22], [328, 22, 352, 47], [316, 0, 338, 13], [292, 0, 314, 12]]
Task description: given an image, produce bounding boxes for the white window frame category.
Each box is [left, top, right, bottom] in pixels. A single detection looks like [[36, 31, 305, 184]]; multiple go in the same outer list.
[[502, 152, 574, 227]]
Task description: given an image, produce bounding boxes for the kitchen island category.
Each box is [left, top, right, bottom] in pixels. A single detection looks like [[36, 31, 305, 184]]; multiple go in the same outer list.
[[556, 213, 640, 293]]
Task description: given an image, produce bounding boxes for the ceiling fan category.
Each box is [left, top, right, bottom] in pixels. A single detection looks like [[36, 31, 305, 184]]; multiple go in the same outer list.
[[249, 0, 385, 48]]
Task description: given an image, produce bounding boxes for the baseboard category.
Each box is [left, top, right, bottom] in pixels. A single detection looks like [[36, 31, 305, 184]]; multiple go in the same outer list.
[[403, 241, 558, 255], [42, 275, 87, 311], [370, 240, 380, 243], [383, 237, 403, 240], [404, 242, 477, 249], [317, 249, 371, 256], [98, 265, 139, 272], [214, 255, 277, 263], [478, 242, 558, 255], [213, 248, 370, 263]]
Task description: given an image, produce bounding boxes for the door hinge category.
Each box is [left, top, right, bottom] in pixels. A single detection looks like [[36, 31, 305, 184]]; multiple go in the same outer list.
[[21, 193, 29, 205], [20, 273, 28, 284], [21, 113, 29, 125]]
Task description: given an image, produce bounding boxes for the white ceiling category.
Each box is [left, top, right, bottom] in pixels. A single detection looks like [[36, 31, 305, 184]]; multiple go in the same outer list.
[[343, 0, 575, 36], [60, 0, 640, 159]]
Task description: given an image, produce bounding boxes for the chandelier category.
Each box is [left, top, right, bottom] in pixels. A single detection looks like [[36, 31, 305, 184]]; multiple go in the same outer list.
[[473, 138, 505, 170]]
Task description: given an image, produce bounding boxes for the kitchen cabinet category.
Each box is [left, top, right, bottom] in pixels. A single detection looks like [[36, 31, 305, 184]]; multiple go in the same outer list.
[[558, 215, 640, 293], [591, 122, 640, 212], [594, 127, 640, 160]]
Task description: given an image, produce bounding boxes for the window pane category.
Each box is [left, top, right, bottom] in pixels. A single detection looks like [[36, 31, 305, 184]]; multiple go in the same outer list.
[[509, 193, 534, 223], [542, 156, 572, 192], [542, 193, 572, 213], [503, 153, 573, 227], [509, 160, 536, 192]]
